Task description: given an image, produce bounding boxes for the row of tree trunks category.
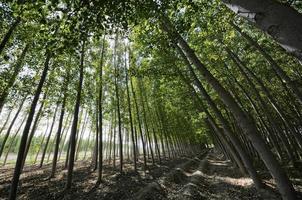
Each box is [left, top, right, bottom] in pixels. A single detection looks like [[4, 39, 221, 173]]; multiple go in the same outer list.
[[161, 16, 297, 200]]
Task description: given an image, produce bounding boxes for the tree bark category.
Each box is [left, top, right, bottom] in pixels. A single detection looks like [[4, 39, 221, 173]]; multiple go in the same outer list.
[[222, 0, 302, 61]]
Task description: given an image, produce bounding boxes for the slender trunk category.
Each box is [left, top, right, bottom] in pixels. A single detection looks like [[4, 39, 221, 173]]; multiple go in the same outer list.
[[50, 84, 68, 177], [0, 97, 26, 158], [2, 114, 26, 166], [93, 101, 99, 170], [9, 51, 51, 200], [207, 116, 246, 174], [75, 111, 88, 161], [0, 17, 21, 56], [97, 34, 106, 183], [108, 113, 113, 165], [0, 44, 29, 112], [59, 116, 73, 162], [65, 40, 85, 190], [39, 103, 59, 168], [113, 33, 123, 173], [64, 139, 71, 169], [131, 77, 147, 170], [138, 79, 155, 165], [113, 109, 116, 168], [22, 92, 47, 167], [125, 47, 137, 171], [0, 108, 13, 135], [34, 119, 50, 164], [83, 129, 92, 160]]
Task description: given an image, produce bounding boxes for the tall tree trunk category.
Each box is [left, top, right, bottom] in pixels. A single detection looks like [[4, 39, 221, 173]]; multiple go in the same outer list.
[[75, 111, 88, 161], [108, 113, 113, 165], [8, 51, 51, 200], [65, 40, 85, 190], [39, 102, 59, 168], [97, 34, 106, 183], [0, 96, 26, 159], [93, 100, 99, 171], [0, 17, 21, 56], [131, 77, 147, 170], [22, 91, 47, 167], [34, 119, 50, 164], [0, 108, 13, 135], [83, 129, 92, 160], [138, 79, 155, 165], [222, 0, 302, 61], [113, 33, 123, 173], [3, 115, 26, 166], [50, 81, 68, 178], [125, 47, 137, 171], [162, 19, 297, 199], [0, 44, 29, 113], [113, 109, 116, 168], [59, 115, 72, 162]]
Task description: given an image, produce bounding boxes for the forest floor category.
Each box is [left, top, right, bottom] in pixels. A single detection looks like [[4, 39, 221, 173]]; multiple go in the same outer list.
[[0, 151, 301, 200]]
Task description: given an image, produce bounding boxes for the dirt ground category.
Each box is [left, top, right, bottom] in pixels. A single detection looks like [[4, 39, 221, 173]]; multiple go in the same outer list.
[[0, 151, 301, 200]]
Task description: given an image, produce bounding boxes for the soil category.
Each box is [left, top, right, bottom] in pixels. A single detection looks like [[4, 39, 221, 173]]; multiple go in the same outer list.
[[0, 150, 301, 200]]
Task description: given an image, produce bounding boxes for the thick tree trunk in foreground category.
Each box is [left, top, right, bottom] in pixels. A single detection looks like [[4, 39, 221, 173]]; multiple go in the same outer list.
[[65, 41, 85, 190], [222, 0, 302, 61], [8, 51, 51, 200]]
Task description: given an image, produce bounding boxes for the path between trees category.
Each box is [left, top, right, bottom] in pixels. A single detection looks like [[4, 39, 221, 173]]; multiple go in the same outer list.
[[0, 150, 301, 199]]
